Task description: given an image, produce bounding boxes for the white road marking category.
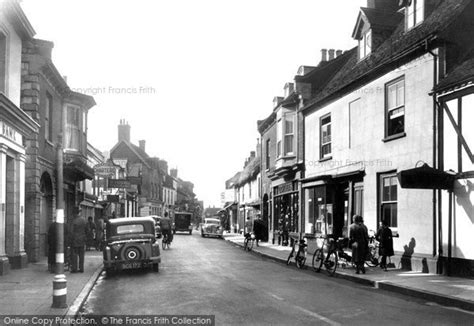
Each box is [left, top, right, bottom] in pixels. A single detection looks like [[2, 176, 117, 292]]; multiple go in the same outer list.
[[266, 292, 341, 326]]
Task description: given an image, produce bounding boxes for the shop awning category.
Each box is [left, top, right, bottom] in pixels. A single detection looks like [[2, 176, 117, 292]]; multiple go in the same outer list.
[[223, 202, 237, 210], [397, 164, 456, 190], [80, 200, 95, 208]]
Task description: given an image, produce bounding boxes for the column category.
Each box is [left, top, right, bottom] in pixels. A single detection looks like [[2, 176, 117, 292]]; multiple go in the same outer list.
[[8, 152, 27, 268], [0, 144, 9, 275]]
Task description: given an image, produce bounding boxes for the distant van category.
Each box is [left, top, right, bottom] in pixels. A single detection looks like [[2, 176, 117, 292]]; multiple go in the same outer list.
[[174, 212, 193, 235]]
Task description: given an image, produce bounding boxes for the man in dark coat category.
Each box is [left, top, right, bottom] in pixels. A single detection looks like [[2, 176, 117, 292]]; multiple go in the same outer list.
[[69, 207, 87, 273], [376, 219, 394, 271], [253, 215, 265, 247], [349, 215, 369, 274]]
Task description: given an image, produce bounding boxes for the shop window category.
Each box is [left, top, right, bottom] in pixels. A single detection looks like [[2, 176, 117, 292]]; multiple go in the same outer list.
[[380, 173, 398, 228], [385, 77, 405, 137], [320, 114, 332, 159], [407, 0, 424, 30]]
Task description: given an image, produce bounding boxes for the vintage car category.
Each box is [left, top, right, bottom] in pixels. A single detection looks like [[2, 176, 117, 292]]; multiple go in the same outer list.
[[174, 212, 193, 235], [103, 217, 161, 274], [201, 217, 223, 238]]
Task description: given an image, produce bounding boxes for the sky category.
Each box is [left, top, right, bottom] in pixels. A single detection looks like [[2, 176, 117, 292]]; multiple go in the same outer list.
[[20, 0, 367, 208]]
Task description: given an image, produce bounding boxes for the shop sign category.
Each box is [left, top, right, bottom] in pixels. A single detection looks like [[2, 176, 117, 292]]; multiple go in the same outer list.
[[127, 176, 142, 185], [107, 195, 120, 203], [276, 182, 296, 195], [0, 120, 21, 146], [94, 162, 117, 176], [108, 179, 131, 188]]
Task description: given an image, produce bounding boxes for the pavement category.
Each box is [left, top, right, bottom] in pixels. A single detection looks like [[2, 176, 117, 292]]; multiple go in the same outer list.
[[223, 232, 474, 312], [0, 250, 103, 317]]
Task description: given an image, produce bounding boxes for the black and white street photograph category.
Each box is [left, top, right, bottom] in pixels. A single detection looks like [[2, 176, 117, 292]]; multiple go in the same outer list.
[[1, 0, 474, 325]]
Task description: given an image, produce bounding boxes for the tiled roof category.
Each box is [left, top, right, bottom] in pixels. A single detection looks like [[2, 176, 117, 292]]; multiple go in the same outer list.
[[360, 7, 403, 29], [435, 56, 474, 93], [303, 0, 473, 112]]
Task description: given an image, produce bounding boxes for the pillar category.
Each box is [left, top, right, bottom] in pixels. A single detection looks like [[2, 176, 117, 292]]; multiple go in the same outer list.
[[0, 145, 9, 275]]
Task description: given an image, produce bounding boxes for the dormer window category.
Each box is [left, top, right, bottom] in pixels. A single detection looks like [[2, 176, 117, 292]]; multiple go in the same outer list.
[[406, 0, 424, 30], [359, 30, 372, 60]]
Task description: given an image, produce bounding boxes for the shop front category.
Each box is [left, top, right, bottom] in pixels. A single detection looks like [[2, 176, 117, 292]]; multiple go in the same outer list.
[[272, 181, 299, 246], [0, 95, 39, 274], [302, 171, 365, 252]]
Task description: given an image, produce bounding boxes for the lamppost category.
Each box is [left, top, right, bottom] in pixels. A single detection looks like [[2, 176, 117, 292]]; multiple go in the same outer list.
[[52, 133, 67, 308]]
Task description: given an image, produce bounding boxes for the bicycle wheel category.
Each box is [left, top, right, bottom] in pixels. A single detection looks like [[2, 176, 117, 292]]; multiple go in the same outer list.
[[248, 239, 254, 251], [325, 251, 338, 276], [162, 236, 167, 250], [312, 249, 324, 272], [243, 238, 249, 251], [286, 248, 294, 265], [295, 251, 306, 269]]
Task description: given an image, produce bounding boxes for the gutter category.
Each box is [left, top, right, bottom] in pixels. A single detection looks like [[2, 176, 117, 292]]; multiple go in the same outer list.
[[425, 40, 440, 261]]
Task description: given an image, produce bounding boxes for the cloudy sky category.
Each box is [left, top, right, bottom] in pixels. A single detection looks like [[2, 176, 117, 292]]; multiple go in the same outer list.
[[21, 0, 366, 208]]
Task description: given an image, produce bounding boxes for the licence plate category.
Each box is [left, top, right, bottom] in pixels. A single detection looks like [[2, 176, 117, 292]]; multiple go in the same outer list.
[[124, 261, 142, 269]]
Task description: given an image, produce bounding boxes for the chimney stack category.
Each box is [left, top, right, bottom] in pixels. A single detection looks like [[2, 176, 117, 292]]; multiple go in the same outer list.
[[118, 119, 131, 142], [336, 49, 343, 57], [139, 140, 146, 152], [250, 151, 256, 159], [170, 168, 178, 178], [328, 49, 335, 61], [321, 49, 328, 62]]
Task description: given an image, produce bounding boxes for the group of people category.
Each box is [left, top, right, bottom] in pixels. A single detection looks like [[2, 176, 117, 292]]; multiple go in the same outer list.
[[349, 215, 394, 274], [47, 207, 108, 274]]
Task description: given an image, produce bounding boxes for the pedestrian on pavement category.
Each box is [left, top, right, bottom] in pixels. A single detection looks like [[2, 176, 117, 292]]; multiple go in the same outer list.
[[376, 219, 394, 271], [349, 214, 369, 274], [85, 216, 96, 251], [96, 216, 105, 251], [69, 207, 87, 273], [47, 219, 58, 273], [253, 214, 265, 247]]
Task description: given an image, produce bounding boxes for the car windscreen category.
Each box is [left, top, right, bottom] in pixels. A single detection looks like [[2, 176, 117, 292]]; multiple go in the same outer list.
[[116, 224, 144, 234]]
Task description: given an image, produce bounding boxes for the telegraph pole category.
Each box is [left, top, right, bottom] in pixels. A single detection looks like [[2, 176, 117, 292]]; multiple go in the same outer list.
[[52, 133, 67, 308]]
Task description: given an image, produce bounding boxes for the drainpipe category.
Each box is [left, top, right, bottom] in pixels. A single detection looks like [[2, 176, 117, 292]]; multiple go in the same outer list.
[[426, 41, 441, 263]]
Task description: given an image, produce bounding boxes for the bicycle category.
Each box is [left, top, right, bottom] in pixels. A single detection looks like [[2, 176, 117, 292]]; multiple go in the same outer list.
[[162, 232, 171, 250], [365, 234, 380, 267], [243, 232, 255, 251], [312, 236, 351, 276], [286, 238, 307, 269]]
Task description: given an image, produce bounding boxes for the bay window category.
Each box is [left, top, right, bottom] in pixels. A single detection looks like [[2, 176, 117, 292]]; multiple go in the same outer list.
[[276, 112, 296, 158], [65, 105, 82, 151]]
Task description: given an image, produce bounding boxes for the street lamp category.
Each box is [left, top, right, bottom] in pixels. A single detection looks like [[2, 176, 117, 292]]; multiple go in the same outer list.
[[52, 133, 67, 308]]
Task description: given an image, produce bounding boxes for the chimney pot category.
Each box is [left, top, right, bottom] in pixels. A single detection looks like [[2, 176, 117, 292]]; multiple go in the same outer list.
[[336, 50, 343, 57], [321, 49, 328, 62], [328, 49, 335, 60]]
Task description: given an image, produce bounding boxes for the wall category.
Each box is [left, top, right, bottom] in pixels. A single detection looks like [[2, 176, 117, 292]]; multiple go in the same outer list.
[[304, 53, 435, 257]]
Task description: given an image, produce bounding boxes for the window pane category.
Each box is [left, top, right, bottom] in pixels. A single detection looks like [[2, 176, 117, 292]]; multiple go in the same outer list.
[[415, 0, 424, 25], [397, 82, 405, 107], [284, 135, 294, 154], [285, 118, 293, 134], [391, 204, 398, 227], [382, 178, 390, 201], [382, 204, 392, 225], [365, 30, 372, 55], [390, 177, 398, 201], [388, 84, 397, 109], [388, 113, 404, 135], [407, 1, 415, 29]]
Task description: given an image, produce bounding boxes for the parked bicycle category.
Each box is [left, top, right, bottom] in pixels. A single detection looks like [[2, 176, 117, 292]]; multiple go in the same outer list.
[[244, 232, 256, 251], [286, 238, 307, 269], [366, 232, 380, 267], [312, 235, 352, 276]]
